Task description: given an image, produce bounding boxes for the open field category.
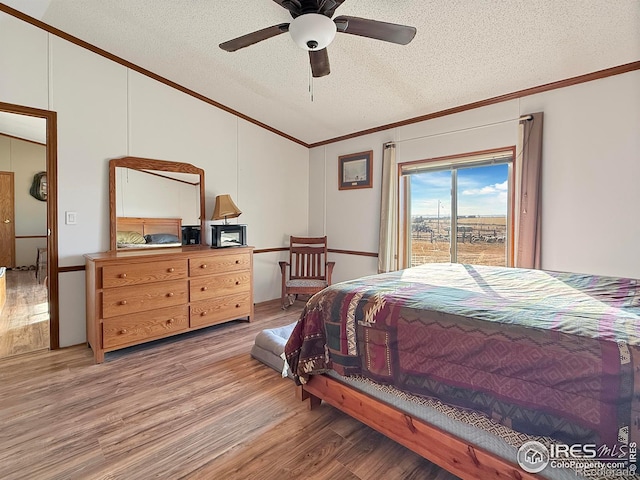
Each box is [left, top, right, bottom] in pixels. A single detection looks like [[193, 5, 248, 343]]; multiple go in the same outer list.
[[410, 239, 507, 267], [457, 216, 506, 226]]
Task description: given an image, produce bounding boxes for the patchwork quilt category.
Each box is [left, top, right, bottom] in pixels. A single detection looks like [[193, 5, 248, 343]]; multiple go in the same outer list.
[[284, 263, 640, 447]]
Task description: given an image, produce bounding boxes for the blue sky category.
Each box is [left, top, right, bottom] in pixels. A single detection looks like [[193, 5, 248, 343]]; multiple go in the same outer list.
[[410, 163, 509, 216]]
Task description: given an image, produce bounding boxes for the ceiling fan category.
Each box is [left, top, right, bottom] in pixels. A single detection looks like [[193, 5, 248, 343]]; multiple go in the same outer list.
[[219, 0, 417, 78]]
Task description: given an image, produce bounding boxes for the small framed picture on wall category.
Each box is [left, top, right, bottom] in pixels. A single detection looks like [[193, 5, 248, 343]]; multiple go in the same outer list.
[[338, 150, 373, 190]]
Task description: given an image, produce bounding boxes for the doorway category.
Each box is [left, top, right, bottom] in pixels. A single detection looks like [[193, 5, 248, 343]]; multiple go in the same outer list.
[[0, 102, 59, 356]]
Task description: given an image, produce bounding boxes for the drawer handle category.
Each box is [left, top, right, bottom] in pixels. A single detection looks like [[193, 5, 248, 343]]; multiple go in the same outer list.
[[167, 292, 174, 297], [120, 300, 127, 305], [201, 286, 208, 291], [201, 264, 208, 269], [235, 304, 240, 308], [235, 260, 240, 264], [235, 281, 240, 285], [120, 273, 127, 278], [120, 328, 128, 334], [201, 311, 208, 316], [167, 318, 174, 325], [168, 267, 175, 273]]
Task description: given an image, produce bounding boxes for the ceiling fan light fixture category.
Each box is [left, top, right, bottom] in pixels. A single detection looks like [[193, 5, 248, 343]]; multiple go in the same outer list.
[[289, 13, 337, 51]]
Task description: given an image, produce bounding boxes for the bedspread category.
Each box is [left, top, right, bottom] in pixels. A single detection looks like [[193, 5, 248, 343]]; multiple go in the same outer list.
[[284, 263, 640, 447]]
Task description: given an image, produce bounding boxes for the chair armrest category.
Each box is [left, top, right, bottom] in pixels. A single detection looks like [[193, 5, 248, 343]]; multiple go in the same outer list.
[[326, 261, 335, 285], [279, 261, 289, 275]]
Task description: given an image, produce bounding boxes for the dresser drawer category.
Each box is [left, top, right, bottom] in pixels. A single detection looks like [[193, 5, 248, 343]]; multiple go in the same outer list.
[[189, 271, 251, 302], [103, 305, 189, 349], [190, 292, 251, 328], [189, 252, 251, 277], [102, 260, 187, 288], [102, 280, 188, 318]]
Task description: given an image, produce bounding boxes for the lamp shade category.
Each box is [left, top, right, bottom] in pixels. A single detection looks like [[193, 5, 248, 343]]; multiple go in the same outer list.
[[212, 194, 242, 221], [289, 13, 337, 51]]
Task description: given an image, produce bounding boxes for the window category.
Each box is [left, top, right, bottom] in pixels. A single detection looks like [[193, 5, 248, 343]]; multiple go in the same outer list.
[[400, 148, 515, 268]]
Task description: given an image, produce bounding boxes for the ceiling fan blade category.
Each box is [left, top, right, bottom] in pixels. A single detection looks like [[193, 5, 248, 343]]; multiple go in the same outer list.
[[334, 16, 416, 45], [219, 23, 290, 52], [309, 48, 330, 78]]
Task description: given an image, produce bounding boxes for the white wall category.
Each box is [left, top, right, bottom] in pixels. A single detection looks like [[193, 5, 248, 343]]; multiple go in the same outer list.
[[311, 69, 640, 281], [51, 35, 129, 266], [0, 135, 47, 266], [0, 12, 48, 109], [521, 73, 640, 278], [309, 131, 392, 284], [0, 12, 309, 347], [237, 119, 309, 301]]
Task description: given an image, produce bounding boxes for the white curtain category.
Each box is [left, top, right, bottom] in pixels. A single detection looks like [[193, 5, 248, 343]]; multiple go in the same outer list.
[[378, 142, 398, 273]]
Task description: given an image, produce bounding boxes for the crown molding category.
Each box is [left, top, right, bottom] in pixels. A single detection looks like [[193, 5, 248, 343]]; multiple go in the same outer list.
[[308, 61, 640, 148]]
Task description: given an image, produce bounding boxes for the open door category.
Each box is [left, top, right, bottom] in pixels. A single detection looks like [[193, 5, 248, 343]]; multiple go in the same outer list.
[[0, 172, 15, 267]]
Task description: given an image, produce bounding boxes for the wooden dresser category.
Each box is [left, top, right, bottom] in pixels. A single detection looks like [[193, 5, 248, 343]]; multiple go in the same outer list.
[[85, 245, 253, 363]]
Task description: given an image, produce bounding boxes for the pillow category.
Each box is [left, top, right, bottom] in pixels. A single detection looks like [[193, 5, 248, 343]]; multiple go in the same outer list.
[[144, 233, 180, 244], [117, 231, 146, 244]]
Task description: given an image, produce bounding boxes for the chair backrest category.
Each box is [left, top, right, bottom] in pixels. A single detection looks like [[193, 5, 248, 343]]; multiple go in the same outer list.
[[289, 236, 328, 281]]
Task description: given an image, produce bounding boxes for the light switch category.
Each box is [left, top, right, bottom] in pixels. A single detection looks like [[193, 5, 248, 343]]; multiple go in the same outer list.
[[66, 211, 77, 225]]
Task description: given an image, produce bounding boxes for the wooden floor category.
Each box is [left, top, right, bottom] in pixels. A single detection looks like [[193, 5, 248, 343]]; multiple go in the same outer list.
[[0, 299, 460, 480], [0, 269, 49, 359]]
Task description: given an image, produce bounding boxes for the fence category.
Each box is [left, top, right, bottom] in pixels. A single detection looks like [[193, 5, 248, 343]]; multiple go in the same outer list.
[[410, 218, 507, 267]]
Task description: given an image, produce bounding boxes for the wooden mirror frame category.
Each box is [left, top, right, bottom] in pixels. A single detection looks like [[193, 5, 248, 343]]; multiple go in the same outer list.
[[109, 156, 205, 251]]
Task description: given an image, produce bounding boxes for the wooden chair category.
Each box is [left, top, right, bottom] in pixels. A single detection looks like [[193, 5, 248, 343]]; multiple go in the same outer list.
[[279, 236, 335, 309]]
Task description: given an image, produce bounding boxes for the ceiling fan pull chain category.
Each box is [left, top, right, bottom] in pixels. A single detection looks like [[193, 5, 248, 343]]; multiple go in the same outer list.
[[309, 64, 314, 102]]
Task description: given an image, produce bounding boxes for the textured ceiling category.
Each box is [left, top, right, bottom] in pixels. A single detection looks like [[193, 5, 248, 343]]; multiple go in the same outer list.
[[2, 0, 640, 145]]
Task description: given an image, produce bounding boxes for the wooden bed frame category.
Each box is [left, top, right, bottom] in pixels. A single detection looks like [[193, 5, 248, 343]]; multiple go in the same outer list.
[[116, 217, 182, 243], [299, 374, 538, 480]]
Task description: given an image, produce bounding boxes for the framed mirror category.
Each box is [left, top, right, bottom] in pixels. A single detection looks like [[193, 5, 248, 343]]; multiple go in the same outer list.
[[109, 157, 205, 251]]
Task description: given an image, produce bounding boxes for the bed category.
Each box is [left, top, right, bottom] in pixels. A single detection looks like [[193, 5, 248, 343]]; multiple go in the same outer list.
[[116, 217, 182, 248], [284, 263, 640, 480]]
